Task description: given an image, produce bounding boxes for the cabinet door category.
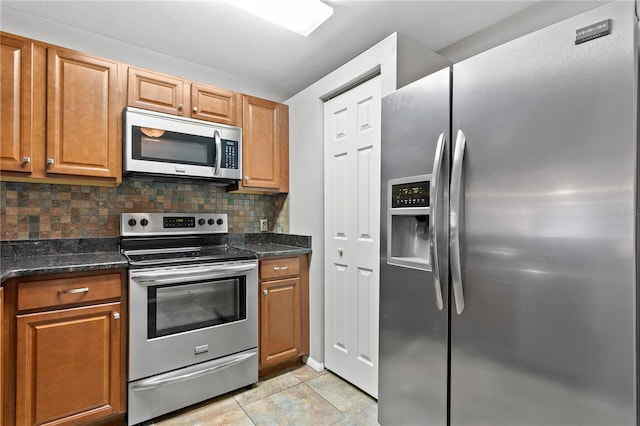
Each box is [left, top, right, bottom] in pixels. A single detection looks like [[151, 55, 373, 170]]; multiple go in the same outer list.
[[260, 277, 301, 367], [47, 47, 120, 179], [241, 96, 289, 191], [191, 83, 240, 125], [1, 35, 33, 173], [16, 302, 123, 426], [127, 67, 186, 115]]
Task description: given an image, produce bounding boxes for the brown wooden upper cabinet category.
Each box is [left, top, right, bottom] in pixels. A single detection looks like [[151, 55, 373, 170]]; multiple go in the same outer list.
[[127, 67, 241, 126], [0, 34, 33, 174], [0, 33, 122, 185], [47, 47, 121, 180], [231, 95, 289, 193]]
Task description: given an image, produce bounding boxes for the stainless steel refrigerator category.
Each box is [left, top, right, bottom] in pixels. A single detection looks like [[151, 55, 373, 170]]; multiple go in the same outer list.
[[379, 2, 638, 425]]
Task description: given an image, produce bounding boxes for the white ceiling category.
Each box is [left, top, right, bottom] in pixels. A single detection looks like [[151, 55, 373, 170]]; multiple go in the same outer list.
[[1, 1, 607, 101]]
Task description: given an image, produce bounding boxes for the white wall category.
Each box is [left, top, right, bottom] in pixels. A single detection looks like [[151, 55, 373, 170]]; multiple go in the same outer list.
[[0, 7, 282, 101], [438, 1, 609, 62], [286, 33, 407, 367]]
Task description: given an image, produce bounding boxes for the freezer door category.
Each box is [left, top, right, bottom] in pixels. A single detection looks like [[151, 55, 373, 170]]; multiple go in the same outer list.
[[450, 2, 637, 425], [379, 67, 450, 426]]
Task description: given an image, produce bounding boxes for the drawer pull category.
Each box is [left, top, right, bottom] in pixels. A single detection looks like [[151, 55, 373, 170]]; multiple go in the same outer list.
[[273, 266, 289, 271], [58, 287, 89, 295]]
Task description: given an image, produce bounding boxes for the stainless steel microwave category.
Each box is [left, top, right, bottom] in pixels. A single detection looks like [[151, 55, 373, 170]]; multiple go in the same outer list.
[[123, 107, 242, 183]]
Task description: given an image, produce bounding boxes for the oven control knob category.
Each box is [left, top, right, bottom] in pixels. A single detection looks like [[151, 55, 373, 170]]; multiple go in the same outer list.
[[128, 218, 137, 227], [208, 218, 215, 225], [198, 218, 206, 226], [140, 218, 149, 227], [217, 218, 224, 225]]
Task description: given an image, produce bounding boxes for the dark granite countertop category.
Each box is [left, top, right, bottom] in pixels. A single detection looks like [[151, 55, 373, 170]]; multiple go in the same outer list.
[[1, 238, 126, 284], [0, 233, 311, 284], [232, 242, 310, 258], [229, 232, 311, 258], [1, 252, 128, 283]]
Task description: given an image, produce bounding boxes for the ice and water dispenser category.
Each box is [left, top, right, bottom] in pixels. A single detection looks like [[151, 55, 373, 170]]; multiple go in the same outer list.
[[387, 175, 432, 271]]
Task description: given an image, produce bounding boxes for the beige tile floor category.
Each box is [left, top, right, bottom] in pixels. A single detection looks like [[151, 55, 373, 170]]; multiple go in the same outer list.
[[147, 364, 379, 426]]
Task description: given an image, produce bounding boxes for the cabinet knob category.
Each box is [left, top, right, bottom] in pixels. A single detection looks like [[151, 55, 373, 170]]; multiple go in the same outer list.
[[22, 156, 31, 164], [178, 103, 184, 111], [193, 106, 198, 113], [244, 176, 249, 183], [113, 312, 120, 320], [47, 158, 55, 165], [263, 289, 269, 296], [338, 248, 343, 256]]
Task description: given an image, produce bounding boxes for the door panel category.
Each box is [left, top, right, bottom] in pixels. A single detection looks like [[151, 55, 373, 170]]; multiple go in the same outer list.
[[379, 67, 450, 426], [324, 76, 381, 397], [16, 303, 122, 425], [47, 47, 119, 178], [242, 96, 280, 189], [450, 3, 636, 425], [1, 36, 32, 173], [356, 267, 375, 366]]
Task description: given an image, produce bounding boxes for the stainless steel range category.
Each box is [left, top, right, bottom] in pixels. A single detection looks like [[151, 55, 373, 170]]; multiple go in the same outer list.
[[120, 213, 258, 425]]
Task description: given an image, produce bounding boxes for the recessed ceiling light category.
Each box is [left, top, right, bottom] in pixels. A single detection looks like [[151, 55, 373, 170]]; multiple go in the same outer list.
[[224, 0, 334, 37]]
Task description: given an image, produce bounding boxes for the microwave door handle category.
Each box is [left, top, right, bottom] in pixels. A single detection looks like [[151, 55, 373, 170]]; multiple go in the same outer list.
[[214, 130, 222, 176]]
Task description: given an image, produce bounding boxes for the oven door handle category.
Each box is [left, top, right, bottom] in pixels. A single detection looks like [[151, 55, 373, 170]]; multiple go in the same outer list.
[[131, 263, 257, 285], [131, 349, 257, 391]]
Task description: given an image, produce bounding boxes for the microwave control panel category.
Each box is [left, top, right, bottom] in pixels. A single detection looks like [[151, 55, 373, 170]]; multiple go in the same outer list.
[[391, 181, 430, 208], [221, 140, 239, 169]]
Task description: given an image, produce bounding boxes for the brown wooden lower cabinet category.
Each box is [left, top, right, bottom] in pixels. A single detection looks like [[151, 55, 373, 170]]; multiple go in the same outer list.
[[258, 255, 309, 372], [2, 269, 127, 426]]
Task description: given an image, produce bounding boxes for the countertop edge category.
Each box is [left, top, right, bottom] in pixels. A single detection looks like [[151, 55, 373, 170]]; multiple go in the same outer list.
[[1, 253, 128, 285]]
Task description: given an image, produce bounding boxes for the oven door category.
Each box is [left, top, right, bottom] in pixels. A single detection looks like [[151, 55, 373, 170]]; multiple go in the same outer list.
[[128, 259, 258, 382]]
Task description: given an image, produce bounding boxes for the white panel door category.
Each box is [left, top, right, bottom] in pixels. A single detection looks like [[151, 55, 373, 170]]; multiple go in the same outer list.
[[324, 76, 381, 397]]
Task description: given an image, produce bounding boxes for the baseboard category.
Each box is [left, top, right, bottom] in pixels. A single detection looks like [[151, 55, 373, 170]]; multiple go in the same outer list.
[[304, 356, 325, 372]]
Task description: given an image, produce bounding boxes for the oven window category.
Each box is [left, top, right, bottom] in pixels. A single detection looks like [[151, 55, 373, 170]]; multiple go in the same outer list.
[[148, 277, 246, 339], [132, 126, 215, 166]]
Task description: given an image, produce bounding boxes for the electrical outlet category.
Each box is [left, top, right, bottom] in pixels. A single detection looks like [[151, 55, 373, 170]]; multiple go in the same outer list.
[[260, 219, 268, 232]]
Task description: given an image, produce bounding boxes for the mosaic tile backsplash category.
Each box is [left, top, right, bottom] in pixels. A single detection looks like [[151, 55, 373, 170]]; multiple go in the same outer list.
[[0, 179, 289, 240]]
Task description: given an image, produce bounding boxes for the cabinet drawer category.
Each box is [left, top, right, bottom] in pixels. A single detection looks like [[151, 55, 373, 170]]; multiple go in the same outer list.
[[18, 273, 122, 311], [260, 257, 300, 280]]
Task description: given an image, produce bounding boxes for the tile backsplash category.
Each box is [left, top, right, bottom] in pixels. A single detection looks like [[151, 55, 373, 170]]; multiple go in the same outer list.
[[0, 179, 289, 240]]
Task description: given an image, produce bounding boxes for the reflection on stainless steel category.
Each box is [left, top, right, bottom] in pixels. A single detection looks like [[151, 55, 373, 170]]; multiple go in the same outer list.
[[380, 2, 637, 426], [140, 127, 165, 138], [450, 2, 636, 424], [380, 67, 451, 426]]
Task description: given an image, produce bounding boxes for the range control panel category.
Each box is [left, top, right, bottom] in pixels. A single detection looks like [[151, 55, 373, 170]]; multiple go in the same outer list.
[[121, 213, 228, 236]]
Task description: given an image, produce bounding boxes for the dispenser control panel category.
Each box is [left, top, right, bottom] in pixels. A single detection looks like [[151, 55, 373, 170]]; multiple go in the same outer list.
[[391, 181, 429, 208]]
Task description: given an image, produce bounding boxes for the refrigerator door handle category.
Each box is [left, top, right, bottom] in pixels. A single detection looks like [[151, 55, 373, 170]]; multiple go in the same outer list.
[[429, 132, 446, 311], [450, 129, 466, 314]]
